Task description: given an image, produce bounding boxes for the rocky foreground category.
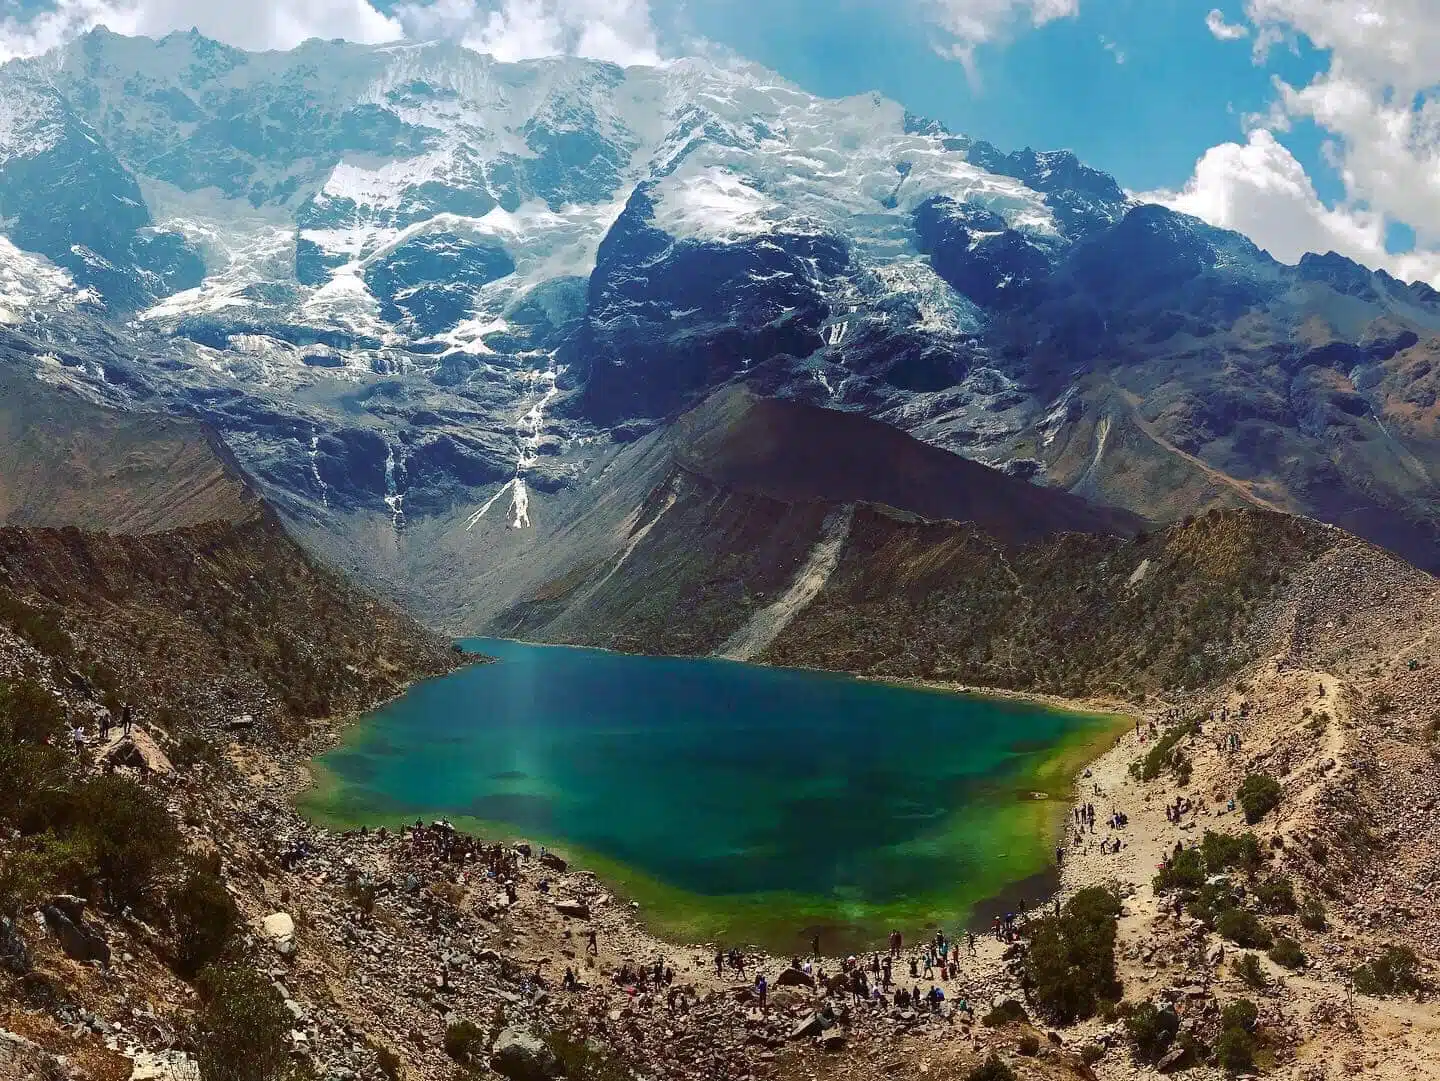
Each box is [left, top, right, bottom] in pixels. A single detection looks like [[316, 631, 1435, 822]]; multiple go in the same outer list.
[[6, 529, 1440, 1081]]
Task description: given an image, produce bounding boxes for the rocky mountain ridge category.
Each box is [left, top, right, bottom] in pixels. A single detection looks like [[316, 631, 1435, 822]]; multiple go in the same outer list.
[[2, 28, 1438, 619]]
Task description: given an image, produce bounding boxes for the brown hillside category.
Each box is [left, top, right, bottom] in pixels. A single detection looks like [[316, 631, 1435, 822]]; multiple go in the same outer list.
[[0, 369, 260, 534], [675, 385, 1142, 544]]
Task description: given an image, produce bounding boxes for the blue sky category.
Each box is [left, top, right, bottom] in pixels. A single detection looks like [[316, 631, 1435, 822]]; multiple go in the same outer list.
[[651, 0, 1322, 196], [2, 0, 1439, 283]]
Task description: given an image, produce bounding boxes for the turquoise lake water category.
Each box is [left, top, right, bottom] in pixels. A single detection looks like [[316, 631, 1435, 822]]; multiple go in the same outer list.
[[301, 639, 1122, 952]]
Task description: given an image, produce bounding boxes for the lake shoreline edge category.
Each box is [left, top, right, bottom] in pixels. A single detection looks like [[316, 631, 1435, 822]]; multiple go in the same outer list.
[[293, 637, 1150, 960]]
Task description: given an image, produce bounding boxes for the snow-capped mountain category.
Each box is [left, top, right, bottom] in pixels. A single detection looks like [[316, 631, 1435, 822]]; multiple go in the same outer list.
[[3, 28, 1440, 623]]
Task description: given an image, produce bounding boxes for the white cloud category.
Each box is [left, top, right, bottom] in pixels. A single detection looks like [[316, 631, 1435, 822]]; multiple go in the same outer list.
[[1141, 128, 1440, 286], [0, 0, 660, 65], [1160, 0, 1440, 286], [0, 0, 401, 59], [925, 0, 1079, 77], [1205, 8, 1249, 41]]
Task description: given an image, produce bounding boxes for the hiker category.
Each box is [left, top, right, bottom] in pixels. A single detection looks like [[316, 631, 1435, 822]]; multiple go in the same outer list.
[[563, 966, 578, 992], [587, 929, 598, 954], [755, 974, 768, 1012], [72, 724, 85, 757], [812, 932, 821, 957], [714, 950, 724, 978], [1055, 845, 1064, 865], [122, 703, 133, 737], [967, 931, 976, 955], [100, 708, 111, 741]]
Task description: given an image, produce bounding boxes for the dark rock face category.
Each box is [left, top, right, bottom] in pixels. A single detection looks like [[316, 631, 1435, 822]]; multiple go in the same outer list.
[[0, 87, 205, 309], [41, 902, 110, 965], [913, 196, 1054, 310], [578, 187, 849, 424], [364, 234, 516, 336]]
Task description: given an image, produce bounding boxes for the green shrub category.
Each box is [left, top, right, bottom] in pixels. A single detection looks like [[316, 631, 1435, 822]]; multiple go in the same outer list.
[[1215, 999, 1259, 1073], [1201, 830, 1264, 875], [170, 868, 239, 978], [1233, 953, 1269, 990], [196, 964, 294, 1081], [1299, 897, 1327, 932], [0, 678, 70, 745], [1131, 721, 1199, 782], [1189, 879, 1241, 929], [1022, 886, 1122, 1025], [544, 1030, 637, 1081], [1254, 874, 1297, 914], [965, 1054, 1016, 1081], [1216, 908, 1273, 949], [444, 1020, 485, 1065], [1153, 847, 1206, 893], [1268, 937, 1307, 970], [69, 775, 181, 909], [1124, 1001, 1178, 1063], [1214, 1025, 1255, 1073], [1352, 946, 1425, 998], [1238, 774, 1282, 824], [1080, 1044, 1104, 1066]]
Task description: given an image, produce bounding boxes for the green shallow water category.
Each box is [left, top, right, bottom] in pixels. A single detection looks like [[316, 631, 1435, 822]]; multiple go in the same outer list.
[[300, 639, 1125, 954]]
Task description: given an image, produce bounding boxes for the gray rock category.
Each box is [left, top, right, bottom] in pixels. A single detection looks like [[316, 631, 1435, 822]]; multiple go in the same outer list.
[[491, 1026, 562, 1081], [552, 900, 589, 919], [41, 904, 110, 965], [788, 1013, 823, 1040]]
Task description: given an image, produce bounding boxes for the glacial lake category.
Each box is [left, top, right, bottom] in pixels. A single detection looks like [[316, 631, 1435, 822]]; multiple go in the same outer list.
[[300, 638, 1124, 953]]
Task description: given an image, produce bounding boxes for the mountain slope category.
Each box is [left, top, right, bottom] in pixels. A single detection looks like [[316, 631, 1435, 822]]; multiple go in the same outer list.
[[0, 368, 261, 533], [0, 369, 458, 727], [0, 28, 1438, 616]]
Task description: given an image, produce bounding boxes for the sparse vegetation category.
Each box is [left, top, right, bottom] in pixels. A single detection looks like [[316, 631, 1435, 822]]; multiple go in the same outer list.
[[965, 1054, 1017, 1081], [1233, 952, 1270, 989], [170, 867, 240, 978], [1132, 719, 1199, 782], [1215, 1000, 1259, 1073], [444, 1020, 486, 1066], [1153, 846, 1206, 892], [1238, 773, 1282, 824], [1216, 908, 1273, 949], [983, 1000, 1029, 1026], [1022, 886, 1123, 1025], [1299, 897, 1327, 932], [1351, 946, 1426, 998], [1124, 1001, 1179, 1064], [1201, 830, 1264, 874], [1268, 937, 1307, 970], [1254, 874, 1297, 914], [195, 964, 297, 1081], [1016, 1033, 1041, 1056]]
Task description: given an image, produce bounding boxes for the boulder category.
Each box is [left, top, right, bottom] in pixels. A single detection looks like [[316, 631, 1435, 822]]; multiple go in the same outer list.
[[789, 1013, 823, 1040], [104, 730, 174, 775], [538, 852, 567, 872], [817, 1032, 847, 1052], [130, 1050, 202, 1081], [553, 900, 589, 920], [41, 903, 110, 965], [259, 912, 296, 956], [491, 1026, 562, 1081], [1205, 942, 1226, 966], [1156, 1046, 1188, 1073], [775, 966, 815, 989]]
